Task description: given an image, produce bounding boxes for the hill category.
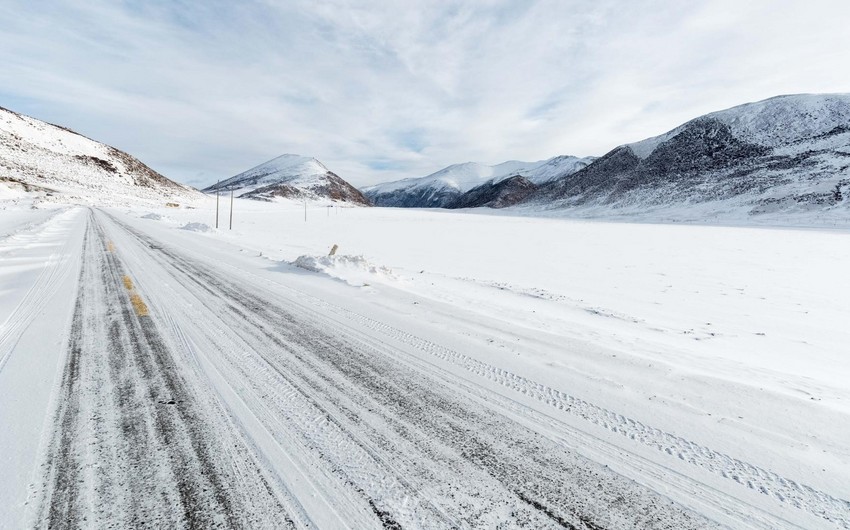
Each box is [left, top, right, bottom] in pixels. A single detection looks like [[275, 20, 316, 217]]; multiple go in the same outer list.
[[0, 106, 197, 206], [204, 154, 370, 205]]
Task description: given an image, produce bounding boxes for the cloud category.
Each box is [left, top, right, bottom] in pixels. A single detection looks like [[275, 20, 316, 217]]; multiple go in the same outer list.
[[1, 0, 849, 187]]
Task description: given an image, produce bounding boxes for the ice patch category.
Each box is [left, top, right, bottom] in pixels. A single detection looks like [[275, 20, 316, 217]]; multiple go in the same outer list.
[[179, 222, 211, 232], [292, 254, 395, 286]]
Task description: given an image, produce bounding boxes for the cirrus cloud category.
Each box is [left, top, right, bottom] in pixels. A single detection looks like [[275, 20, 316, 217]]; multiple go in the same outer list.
[[1, 0, 848, 187]]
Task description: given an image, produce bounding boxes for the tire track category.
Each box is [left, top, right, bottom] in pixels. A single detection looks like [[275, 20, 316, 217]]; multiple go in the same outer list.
[[304, 295, 850, 527], [33, 211, 296, 529], [106, 211, 717, 530], [111, 211, 850, 529], [0, 208, 80, 374]]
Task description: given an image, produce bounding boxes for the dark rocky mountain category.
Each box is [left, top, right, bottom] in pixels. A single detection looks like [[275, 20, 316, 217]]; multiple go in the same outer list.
[[527, 94, 850, 217], [367, 182, 460, 208], [447, 175, 537, 209], [205, 154, 370, 206], [362, 94, 850, 221]]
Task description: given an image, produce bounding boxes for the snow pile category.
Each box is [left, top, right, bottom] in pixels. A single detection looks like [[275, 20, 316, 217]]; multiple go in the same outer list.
[[179, 222, 211, 232], [292, 254, 395, 286], [141, 213, 162, 220]]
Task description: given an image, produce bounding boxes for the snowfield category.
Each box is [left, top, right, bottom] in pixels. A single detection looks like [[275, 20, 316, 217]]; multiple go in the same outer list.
[[1, 196, 848, 528]]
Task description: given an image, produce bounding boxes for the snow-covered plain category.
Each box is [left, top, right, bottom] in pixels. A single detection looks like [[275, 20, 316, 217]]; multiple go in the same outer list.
[[2, 196, 849, 528], [123, 199, 850, 523]]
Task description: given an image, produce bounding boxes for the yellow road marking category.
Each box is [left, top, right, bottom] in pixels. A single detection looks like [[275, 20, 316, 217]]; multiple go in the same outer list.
[[130, 293, 149, 317], [122, 274, 148, 316]]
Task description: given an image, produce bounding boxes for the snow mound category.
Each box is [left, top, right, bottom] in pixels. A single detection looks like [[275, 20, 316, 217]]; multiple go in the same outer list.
[[141, 213, 162, 220], [179, 222, 211, 232], [292, 254, 395, 286]]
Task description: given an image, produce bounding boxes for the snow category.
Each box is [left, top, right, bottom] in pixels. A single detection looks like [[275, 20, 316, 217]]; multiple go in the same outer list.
[[179, 221, 212, 232], [132, 201, 850, 405], [105, 198, 849, 527], [0, 207, 86, 526], [4, 92, 849, 526], [292, 253, 396, 286], [2, 196, 848, 527], [0, 180, 30, 201]]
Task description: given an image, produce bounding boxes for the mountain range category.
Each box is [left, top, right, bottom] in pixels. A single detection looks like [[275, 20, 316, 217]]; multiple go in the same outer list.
[[362, 156, 594, 208], [203, 154, 370, 206], [531, 94, 850, 215], [3, 93, 849, 221], [0, 106, 196, 206], [363, 94, 850, 219]]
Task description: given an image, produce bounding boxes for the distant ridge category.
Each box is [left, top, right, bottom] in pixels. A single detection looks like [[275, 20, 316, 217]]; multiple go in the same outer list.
[[362, 156, 594, 208]]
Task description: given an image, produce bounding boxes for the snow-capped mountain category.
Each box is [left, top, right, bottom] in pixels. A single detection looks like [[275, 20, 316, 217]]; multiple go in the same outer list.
[[362, 156, 594, 208], [530, 94, 850, 219], [205, 154, 370, 205], [0, 106, 197, 205]]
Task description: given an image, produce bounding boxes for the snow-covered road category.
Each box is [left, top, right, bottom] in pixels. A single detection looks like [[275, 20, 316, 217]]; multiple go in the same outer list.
[[2, 206, 848, 529], [33, 211, 293, 527]]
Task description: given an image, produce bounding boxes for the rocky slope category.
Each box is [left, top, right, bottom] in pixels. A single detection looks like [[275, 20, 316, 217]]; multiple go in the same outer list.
[[363, 156, 593, 208], [530, 94, 850, 218], [447, 175, 537, 209], [205, 154, 370, 205], [0, 106, 197, 205]]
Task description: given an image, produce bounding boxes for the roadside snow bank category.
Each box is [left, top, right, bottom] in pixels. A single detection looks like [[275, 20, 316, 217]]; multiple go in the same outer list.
[[180, 222, 211, 232], [292, 254, 395, 286], [141, 212, 162, 220]]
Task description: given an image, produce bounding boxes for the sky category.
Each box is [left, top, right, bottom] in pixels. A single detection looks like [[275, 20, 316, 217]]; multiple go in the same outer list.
[[1, 0, 848, 189]]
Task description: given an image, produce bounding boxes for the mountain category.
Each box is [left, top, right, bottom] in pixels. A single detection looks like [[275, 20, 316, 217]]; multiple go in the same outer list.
[[447, 175, 537, 209], [0, 106, 197, 205], [362, 155, 594, 208], [530, 94, 850, 218], [205, 154, 370, 205]]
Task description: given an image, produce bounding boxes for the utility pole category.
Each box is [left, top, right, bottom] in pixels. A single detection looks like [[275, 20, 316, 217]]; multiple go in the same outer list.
[[304, 200, 307, 222], [229, 187, 234, 230], [215, 180, 220, 229]]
